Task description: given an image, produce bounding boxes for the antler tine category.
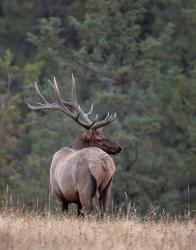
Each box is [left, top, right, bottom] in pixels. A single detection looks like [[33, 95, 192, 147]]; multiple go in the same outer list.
[[71, 73, 78, 104], [27, 102, 39, 110], [34, 82, 48, 104], [68, 74, 93, 125], [27, 82, 49, 110], [71, 74, 92, 117], [53, 77, 66, 106], [86, 103, 94, 116], [107, 112, 116, 123], [91, 112, 116, 129], [48, 79, 55, 90], [49, 78, 71, 107], [89, 113, 99, 126]]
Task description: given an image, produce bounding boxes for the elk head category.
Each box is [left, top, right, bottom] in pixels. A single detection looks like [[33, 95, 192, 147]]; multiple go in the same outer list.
[[72, 129, 122, 155], [28, 74, 122, 155]]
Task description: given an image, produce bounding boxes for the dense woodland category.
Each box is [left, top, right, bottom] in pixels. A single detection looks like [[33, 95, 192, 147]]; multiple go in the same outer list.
[[0, 0, 196, 215]]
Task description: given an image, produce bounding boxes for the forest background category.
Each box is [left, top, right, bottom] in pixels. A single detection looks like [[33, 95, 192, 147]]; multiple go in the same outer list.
[[0, 0, 196, 215]]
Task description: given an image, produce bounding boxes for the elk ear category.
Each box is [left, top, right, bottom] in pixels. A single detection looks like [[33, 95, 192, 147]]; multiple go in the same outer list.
[[82, 130, 92, 142], [96, 128, 103, 134]]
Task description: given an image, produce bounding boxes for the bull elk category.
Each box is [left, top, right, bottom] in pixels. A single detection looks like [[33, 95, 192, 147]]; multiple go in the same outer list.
[[28, 75, 122, 215]]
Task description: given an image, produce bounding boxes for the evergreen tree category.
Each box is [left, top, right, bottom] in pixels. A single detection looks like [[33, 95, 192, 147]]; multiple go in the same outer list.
[[68, 0, 196, 213], [0, 0, 195, 214]]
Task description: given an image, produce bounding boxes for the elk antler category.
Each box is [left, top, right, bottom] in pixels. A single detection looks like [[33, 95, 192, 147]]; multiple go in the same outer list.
[[28, 74, 116, 130]]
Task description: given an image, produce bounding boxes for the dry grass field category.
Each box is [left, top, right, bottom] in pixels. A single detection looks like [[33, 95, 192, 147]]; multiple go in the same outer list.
[[0, 210, 195, 250]]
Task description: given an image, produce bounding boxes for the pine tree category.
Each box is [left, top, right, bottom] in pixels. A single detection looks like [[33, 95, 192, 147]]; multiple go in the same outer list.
[[68, 0, 196, 213]]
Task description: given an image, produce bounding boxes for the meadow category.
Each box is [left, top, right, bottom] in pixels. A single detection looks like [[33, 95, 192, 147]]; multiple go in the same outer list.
[[0, 209, 195, 250]]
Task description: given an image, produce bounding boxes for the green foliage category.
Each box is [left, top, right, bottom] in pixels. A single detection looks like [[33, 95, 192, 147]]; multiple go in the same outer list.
[[0, 0, 195, 214], [27, 17, 65, 75]]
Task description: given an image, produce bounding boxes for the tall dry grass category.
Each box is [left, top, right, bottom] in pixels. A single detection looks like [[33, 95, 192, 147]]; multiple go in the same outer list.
[[0, 208, 195, 250]]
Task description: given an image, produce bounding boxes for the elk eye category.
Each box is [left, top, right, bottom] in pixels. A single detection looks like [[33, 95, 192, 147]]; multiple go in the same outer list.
[[96, 137, 102, 142]]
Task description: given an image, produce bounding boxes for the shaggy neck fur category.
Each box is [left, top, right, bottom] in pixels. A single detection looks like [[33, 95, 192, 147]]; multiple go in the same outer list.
[[69, 136, 90, 150]]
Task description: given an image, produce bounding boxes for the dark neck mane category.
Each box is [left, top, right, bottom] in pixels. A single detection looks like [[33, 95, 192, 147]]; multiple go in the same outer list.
[[69, 137, 89, 150]]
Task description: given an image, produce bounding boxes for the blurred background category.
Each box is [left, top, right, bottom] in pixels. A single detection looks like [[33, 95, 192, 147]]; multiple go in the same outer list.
[[0, 0, 196, 215]]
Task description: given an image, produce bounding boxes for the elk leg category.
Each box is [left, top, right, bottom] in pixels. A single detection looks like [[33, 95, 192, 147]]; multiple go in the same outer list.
[[76, 201, 83, 216], [99, 178, 112, 214], [78, 175, 96, 214], [60, 197, 69, 213]]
